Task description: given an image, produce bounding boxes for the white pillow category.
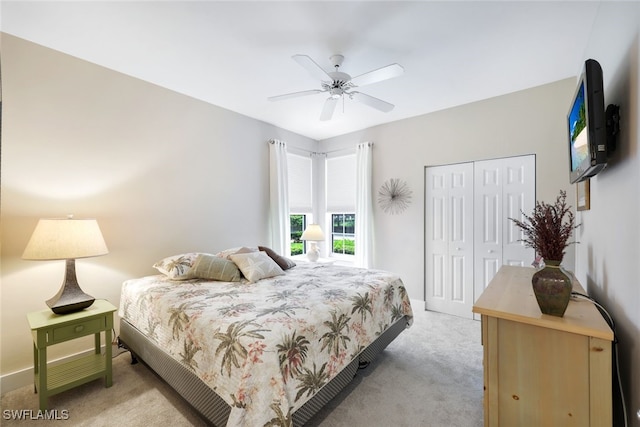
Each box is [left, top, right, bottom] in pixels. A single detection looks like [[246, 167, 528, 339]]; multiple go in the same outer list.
[[215, 246, 257, 259], [229, 251, 284, 283]]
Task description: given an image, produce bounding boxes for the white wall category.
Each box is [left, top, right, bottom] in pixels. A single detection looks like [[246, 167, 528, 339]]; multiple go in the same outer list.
[[319, 78, 577, 302], [0, 34, 317, 387], [576, 2, 640, 425]]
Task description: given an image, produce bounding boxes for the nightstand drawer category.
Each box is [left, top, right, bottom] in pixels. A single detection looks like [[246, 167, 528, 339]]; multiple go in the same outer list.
[[52, 317, 104, 342]]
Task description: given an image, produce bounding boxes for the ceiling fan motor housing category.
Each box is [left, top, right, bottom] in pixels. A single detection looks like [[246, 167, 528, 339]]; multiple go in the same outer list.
[[329, 54, 344, 68]]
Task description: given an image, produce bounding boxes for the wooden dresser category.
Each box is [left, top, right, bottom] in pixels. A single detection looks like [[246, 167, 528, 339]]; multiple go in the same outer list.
[[472, 266, 613, 426]]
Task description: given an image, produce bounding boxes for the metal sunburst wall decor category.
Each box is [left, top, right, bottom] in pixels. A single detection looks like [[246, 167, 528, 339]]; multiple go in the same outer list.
[[378, 178, 412, 215]]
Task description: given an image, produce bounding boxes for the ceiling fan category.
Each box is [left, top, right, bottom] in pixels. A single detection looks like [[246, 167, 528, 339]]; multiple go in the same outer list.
[[268, 54, 404, 121]]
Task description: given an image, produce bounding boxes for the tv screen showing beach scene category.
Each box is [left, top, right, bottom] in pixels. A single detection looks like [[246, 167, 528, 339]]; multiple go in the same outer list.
[[568, 81, 588, 171]]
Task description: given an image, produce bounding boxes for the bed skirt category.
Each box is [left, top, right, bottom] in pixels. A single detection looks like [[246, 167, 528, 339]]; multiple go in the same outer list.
[[118, 315, 410, 426]]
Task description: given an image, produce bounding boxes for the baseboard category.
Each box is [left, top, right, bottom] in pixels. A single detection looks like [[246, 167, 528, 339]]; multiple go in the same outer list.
[[0, 367, 33, 395], [0, 345, 112, 395]]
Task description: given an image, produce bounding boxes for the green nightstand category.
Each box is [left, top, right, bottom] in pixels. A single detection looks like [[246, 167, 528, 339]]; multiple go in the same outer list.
[[27, 299, 117, 410]]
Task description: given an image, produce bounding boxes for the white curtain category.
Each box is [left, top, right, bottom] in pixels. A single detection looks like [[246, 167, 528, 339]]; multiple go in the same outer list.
[[355, 142, 373, 268], [269, 139, 291, 256]]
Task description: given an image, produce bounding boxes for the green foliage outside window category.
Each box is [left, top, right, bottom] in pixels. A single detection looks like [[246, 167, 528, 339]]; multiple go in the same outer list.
[[290, 214, 356, 256], [333, 238, 355, 255], [331, 213, 355, 256], [332, 214, 355, 234], [291, 242, 304, 256], [290, 214, 306, 255]]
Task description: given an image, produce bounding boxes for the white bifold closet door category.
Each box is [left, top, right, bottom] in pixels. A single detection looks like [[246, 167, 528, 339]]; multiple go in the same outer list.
[[425, 155, 535, 319], [424, 162, 475, 319], [473, 156, 536, 302]]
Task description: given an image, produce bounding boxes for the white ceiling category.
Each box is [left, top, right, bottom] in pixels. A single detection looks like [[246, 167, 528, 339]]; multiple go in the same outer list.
[[1, 1, 601, 140]]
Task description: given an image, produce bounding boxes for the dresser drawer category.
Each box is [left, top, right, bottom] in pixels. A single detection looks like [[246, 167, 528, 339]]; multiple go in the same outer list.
[[52, 317, 104, 342]]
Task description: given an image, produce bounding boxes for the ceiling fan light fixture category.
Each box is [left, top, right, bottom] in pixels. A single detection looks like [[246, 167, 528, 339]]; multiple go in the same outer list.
[[329, 87, 344, 99]]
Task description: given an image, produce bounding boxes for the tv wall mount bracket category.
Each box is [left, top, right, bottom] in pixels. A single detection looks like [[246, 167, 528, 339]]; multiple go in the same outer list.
[[606, 104, 620, 153]]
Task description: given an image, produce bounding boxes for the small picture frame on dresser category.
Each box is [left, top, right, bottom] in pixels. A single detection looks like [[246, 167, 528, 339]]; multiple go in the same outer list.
[[577, 179, 590, 211]]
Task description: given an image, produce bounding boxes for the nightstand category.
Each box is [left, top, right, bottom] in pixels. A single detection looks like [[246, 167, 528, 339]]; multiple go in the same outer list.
[[27, 299, 117, 410]]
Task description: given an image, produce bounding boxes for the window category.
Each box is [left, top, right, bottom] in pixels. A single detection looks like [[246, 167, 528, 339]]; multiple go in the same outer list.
[[326, 154, 356, 257], [290, 214, 307, 255], [287, 152, 313, 255], [331, 213, 355, 255]]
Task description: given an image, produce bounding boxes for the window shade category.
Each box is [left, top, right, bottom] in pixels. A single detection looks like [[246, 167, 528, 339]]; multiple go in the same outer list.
[[287, 153, 313, 212], [326, 154, 356, 212]]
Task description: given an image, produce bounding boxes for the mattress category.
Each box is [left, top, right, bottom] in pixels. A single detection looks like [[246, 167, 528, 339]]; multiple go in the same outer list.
[[119, 262, 413, 427]]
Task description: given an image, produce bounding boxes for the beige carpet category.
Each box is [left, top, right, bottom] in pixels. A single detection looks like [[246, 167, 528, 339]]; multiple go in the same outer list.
[[1, 304, 483, 426]]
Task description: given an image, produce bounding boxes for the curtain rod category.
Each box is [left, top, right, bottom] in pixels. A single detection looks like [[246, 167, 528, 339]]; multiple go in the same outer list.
[[272, 141, 373, 157], [324, 142, 373, 155]]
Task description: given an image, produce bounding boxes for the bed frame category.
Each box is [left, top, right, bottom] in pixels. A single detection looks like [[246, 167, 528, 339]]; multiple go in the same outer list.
[[118, 315, 410, 426]]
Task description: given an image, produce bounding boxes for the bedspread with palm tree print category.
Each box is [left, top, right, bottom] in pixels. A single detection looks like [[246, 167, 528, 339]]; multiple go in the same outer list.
[[119, 262, 413, 427]]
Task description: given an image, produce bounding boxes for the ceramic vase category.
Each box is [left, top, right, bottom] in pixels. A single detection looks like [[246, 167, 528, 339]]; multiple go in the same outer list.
[[531, 260, 572, 317]]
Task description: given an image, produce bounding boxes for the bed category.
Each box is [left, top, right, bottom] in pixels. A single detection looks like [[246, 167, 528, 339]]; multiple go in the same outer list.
[[117, 249, 413, 426]]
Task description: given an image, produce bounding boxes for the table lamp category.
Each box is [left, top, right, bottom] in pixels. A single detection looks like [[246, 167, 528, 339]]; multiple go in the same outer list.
[[22, 215, 108, 314], [301, 224, 325, 262]]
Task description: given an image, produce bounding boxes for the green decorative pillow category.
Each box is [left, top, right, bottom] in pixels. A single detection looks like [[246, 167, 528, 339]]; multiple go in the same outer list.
[[229, 251, 284, 283], [258, 246, 296, 270], [191, 254, 242, 282]]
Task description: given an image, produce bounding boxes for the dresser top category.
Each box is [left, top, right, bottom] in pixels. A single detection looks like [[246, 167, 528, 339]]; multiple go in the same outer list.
[[472, 266, 613, 341]]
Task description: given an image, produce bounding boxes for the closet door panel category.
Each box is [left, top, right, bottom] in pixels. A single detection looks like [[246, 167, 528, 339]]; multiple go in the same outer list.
[[474, 159, 504, 299], [425, 167, 449, 305], [502, 156, 536, 267], [425, 163, 474, 318]]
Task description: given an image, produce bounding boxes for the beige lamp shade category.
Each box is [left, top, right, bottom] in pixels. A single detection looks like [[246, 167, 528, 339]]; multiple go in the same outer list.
[[22, 216, 108, 314], [301, 224, 325, 241], [23, 217, 108, 260]]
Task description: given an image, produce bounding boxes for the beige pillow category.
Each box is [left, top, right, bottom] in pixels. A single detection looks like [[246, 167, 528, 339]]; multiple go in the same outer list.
[[191, 254, 242, 282], [229, 251, 284, 283], [215, 246, 257, 259]]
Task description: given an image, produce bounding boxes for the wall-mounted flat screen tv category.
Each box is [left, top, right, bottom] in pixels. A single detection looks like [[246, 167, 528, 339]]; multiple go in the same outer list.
[[567, 59, 607, 184]]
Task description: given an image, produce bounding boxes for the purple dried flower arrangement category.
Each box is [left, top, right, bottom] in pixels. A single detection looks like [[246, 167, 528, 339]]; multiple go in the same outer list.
[[510, 190, 580, 263]]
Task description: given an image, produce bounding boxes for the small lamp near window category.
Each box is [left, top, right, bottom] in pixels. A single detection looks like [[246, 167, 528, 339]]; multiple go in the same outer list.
[[301, 224, 325, 262], [22, 215, 108, 315]]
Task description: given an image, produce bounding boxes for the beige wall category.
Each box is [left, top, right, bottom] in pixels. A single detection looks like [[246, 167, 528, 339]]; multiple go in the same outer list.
[[3, 6, 639, 420], [319, 7, 640, 420], [0, 32, 580, 389], [0, 34, 316, 386], [576, 3, 640, 425], [319, 78, 577, 300]]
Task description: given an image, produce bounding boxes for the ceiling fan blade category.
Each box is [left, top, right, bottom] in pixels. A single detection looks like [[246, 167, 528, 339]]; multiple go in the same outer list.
[[350, 63, 404, 87], [320, 97, 339, 121], [292, 54, 333, 82], [350, 92, 394, 113], [268, 89, 325, 102]]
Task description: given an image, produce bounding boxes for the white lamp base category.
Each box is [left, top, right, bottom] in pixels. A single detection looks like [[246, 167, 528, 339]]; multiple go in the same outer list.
[[307, 242, 320, 262]]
